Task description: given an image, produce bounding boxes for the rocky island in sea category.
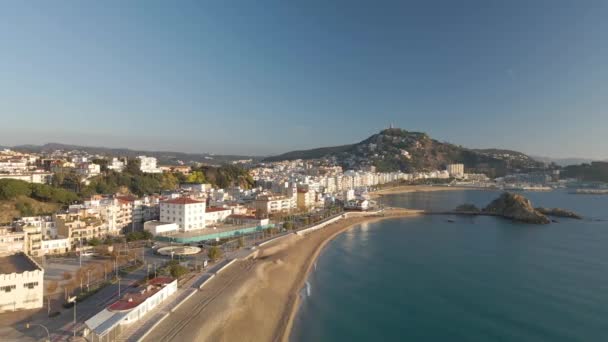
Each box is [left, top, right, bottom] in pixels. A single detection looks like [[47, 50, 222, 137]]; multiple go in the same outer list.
[[455, 192, 582, 224]]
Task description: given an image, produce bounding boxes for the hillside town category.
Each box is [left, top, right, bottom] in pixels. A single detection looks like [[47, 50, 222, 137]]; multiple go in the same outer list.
[[0, 145, 589, 341]]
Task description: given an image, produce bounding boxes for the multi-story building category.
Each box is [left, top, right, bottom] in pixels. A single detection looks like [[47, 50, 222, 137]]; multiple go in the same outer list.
[[13, 216, 56, 239], [296, 189, 316, 211], [21, 226, 43, 258], [0, 227, 25, 256], [76, 163, 101, 178], [54, 210, 107, 249], [447, 164, 465, 178], [0, 158, 29, 173], [107, 158, 126, 172], [137, 156, 162, 173], [0, 253, 44, 313], [160, 197, 206, 231], [41, 238, 70, 255], [253, 194, 295, 218]]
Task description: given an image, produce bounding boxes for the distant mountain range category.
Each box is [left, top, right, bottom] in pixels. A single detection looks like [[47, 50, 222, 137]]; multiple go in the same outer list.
[[264, 128, 544, 177], [8, 143, 258, 166], [531, 156, 605, 167]]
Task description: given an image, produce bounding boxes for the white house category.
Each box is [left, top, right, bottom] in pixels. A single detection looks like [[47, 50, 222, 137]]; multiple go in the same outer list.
[[160, 197, 206, 231], [137, 156, 162, 173], [0, 253, 44, 313]]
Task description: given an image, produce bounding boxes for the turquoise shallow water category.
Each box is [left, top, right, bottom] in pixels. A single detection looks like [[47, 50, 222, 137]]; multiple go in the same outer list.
[[290, 190, 608, 342]]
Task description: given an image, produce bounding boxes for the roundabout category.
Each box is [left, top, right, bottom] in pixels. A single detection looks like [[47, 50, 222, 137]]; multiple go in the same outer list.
[[156, 245, 201, 256]]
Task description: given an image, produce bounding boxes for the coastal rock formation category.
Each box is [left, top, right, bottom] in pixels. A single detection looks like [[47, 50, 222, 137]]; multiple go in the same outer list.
[[483, 192, 550, 224], [536, 207, 583, 219], [454, 203, 480, 212]]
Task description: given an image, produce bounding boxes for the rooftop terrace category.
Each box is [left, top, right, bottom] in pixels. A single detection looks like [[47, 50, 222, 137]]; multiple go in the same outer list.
[[0, 253, 41, 274]]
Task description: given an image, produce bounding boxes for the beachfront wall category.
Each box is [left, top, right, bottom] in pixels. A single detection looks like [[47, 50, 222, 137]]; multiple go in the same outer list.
[[154, 224, 275, 244]]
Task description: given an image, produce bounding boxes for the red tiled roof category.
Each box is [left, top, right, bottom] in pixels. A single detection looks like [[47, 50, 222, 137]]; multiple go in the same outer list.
[[163, 197, 203, 205], [206, 207, 231, 212], [148, 277, 175, 285], [108, 277, 175, 311]]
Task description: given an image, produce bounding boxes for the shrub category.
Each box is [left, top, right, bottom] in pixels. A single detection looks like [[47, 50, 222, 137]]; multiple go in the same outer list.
[[207, 246, 222, 261]]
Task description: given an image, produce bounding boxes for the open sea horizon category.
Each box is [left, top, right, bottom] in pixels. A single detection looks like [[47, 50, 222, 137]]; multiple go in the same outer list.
[[290, 190, 608, 342]]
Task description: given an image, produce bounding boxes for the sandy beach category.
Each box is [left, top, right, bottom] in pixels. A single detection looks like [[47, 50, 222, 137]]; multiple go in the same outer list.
[[369, 184, 483, 199], [143, 208, 421, 342]]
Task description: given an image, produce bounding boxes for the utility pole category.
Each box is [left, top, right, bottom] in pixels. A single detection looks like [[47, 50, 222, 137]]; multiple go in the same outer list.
[[79, 239, 82, 268], [87, 270, 90, 292]]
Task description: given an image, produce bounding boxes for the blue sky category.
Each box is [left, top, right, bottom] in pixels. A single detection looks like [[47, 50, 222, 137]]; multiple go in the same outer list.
[[1, 1, 607, 157]]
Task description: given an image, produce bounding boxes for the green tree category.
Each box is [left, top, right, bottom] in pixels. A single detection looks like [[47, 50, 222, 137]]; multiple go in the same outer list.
[[207, 246, 222, 261], [237, 236, 245, 248], [125, 159, 142, 175], [0, 179, 32, 200], [169, 264, 189, 279], [161, 173, 179, 190], [186, 171, 206, 184]]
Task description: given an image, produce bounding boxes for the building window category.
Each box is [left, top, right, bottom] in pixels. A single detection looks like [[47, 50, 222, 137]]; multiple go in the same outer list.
[[24, 282, 39, 289], [1, 285, 16, 292]]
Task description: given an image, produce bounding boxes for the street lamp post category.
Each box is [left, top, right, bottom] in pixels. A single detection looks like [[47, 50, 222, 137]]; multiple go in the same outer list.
[[68, 296, 77, 337]]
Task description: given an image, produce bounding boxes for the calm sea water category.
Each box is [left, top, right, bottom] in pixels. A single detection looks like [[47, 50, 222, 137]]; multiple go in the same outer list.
[[291, 190, 608, 342]]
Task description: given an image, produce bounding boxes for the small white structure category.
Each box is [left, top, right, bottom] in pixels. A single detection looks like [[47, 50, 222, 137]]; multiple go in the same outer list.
[[345, 199, 370, 211], [0, 253, 44, 313], [137, 156, 162, 173], [144, 221, 178, 236], [85, 277, 177, 341], [108, 158, 126, 172], [205, 207, 232, 225], [42, 238, 71, 255]]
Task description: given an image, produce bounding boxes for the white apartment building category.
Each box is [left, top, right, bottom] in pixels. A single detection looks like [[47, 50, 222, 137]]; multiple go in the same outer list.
[[0, 227, 25, 256], [447, 164, 465, 178], [41, 238, 70, 255], [76, 163, 101, 178], [253, 195, 295, 218], [137, 156, 162, 173], [0, 253, 44, 313], [160, 197, 206, 231], [107, 158, 126, 172], [14, 216, 56, 239], [0, 159, 28, 173]]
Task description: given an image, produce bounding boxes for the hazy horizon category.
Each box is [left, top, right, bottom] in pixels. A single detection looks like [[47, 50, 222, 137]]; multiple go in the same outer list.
[[2, 1, 607, 158]]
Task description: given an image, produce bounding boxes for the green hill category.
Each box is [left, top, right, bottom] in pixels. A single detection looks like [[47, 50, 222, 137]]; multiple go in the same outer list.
[[264, 128, 543, 177]]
